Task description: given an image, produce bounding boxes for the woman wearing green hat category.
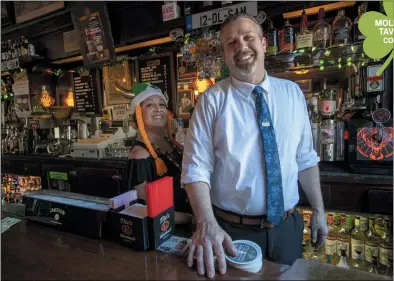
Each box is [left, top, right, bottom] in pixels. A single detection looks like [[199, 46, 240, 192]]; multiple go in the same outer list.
[[124, 83, 192, 224]]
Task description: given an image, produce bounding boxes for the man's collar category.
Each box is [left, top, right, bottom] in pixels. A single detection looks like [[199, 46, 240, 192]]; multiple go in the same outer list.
[[230, 71, 271, 97]]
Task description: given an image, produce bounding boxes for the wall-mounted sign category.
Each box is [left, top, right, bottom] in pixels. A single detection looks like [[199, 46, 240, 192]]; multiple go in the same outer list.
[[136, 53, 177, 112], [186, 1, 257, 31], [112, 104, 128, 121], [69, 2, 116, 68], [72, 69, 102, 115], [162, 2, 181, 22]]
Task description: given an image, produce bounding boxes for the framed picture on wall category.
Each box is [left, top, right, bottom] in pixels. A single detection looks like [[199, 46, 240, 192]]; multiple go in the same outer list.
[[177, 90, 194, 118], [14, 1, 64, 24]]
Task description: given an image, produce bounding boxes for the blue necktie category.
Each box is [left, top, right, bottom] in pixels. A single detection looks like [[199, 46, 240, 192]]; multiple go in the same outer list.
[[253, 86, 284, 226]]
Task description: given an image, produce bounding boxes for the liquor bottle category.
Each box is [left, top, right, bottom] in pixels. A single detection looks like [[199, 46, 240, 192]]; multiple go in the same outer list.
[[379, 219, 393, 270], [175, 117, 186, 146], [337, 249, 350, 268], [368, 256, 379, 274], [385, 258, 393, 276], [295, 10, 313, 51], [16, 39, 22, 58], [302, 241, 308, 259], [10, 40, 15, 59], [221, 1, 232, 7], [2, 42, 8, 60], [265, 20, 278, 55], [364, 217, 379, 267], [351, 249, 364, 270], [319, 78, 337, 118], [7, 40, 12, 60], [359, 216, 368, 232], [11, 127, 19, 155], [279, 19, 295, 53], [313, 8, 331, 49], [325, 213, 338, 264], [337, 214, 350, 259], [19, 119, 29, 155], [303, 219, 311, 243], [22, 37, 29, 57], [331, 9, 352, 46], [1, 42, 5, 61], [350, 216, 365, 261], [374, 215, 385, 237], [2, 127, 9, 154], [311, 94, 320, 123], [310, 245, 325, 262], [353, 2, 368, 44]]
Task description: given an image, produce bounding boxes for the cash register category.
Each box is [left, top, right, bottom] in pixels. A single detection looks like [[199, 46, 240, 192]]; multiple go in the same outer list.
[[69, 127, 126, 159]]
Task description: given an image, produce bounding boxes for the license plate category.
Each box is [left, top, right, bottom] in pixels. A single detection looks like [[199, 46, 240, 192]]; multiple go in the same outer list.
[[1, 58, 19, 71], [187, 2, 257, 31]]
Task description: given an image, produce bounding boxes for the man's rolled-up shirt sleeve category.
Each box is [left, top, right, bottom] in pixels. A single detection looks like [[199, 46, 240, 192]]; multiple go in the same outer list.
[[296, 86, 320, 172], [181, 92, 216, 188]]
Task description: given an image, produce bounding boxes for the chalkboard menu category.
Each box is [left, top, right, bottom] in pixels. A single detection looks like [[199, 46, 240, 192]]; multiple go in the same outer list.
[[69, 2, 116, 68], [72, 69, 102, 114], [136, 53, 176, 112]]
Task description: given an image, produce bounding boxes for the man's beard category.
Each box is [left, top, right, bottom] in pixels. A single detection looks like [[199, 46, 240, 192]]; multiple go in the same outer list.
[[233, 50, 257, 75]]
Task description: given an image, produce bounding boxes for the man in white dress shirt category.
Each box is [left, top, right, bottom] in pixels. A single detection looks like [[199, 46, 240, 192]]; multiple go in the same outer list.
[[181, 13, 328, 279]]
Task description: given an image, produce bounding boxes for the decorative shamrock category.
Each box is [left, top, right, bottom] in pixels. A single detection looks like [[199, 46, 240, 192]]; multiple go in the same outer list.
[[359, 0, 394, 76]]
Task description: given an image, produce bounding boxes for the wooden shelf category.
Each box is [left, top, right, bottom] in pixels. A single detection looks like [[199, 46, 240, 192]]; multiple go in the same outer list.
[[52, 37, 173, 65]]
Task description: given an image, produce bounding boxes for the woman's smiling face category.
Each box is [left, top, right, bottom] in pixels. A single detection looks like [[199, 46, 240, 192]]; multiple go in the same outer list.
[[141, 95, 168, 129]]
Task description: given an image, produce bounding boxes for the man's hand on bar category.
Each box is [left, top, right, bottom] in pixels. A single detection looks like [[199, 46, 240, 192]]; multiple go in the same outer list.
[[187, 220, 237, 279], [310, 208, 328, 249]]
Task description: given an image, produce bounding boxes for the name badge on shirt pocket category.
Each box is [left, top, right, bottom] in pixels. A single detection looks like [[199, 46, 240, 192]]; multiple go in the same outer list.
[[261, 121, 270, 127]]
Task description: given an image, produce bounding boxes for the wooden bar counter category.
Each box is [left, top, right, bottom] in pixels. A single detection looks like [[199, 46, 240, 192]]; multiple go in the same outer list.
[[2, 214, 392, 280], [1, 216, 290, 280]]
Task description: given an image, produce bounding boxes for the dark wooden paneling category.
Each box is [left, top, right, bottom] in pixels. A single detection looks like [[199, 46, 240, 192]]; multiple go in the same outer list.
[[330, 184, 366, 212], [368, 189, 393, 215], [17, 161, 41, 176], [298, 183, 330, 209], [75, 167, 121, 198]]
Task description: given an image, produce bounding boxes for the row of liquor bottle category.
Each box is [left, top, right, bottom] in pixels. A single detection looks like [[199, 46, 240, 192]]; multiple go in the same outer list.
[[1, 124, 29, 155], [1, 174, 42, 204], [264, 3, 368, 55], [306, 59, 385, 123], [299, 209, 393, 276], [1, 36, 36, 61]]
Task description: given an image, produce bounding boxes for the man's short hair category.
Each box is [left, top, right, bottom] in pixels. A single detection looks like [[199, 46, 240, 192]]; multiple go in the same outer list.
[[220, 13, 263, 35]]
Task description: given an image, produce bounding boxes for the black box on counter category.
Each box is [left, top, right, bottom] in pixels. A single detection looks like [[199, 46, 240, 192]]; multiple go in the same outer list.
[[106, 202, 150, 251], [22, 190, 110, 238], [106, 177, 175, 251]]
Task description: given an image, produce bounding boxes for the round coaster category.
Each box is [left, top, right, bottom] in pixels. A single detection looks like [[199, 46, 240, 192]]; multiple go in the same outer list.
[[225, 240, 262, 265]]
